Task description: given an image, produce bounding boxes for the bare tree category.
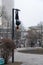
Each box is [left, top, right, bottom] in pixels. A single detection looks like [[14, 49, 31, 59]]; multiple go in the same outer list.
[[27, 29, 41, 47], [1, 38, 16, 64]]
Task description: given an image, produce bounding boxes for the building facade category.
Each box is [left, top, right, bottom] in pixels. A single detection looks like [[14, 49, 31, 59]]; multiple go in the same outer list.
[[0, 0, 14, 38], [2, 0, 14, 28]]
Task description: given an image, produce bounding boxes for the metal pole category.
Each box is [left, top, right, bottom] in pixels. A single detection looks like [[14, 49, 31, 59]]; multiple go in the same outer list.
[[12, 8, 20, 62], [12, 8, 14, 63], [12, 8, 14, 40]]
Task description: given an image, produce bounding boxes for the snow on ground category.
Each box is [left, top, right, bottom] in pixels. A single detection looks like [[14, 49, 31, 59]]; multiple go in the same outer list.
[[10, 48, 43, 65]]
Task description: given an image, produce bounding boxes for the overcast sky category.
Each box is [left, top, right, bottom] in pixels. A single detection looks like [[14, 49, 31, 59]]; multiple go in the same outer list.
[[0, 0, 2, 6], [15, 0, 43, 29], [0, 0, 43, 29]]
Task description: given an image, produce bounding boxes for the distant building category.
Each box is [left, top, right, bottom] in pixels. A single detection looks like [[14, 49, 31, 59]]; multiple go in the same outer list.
[[29, 23, 43, 46]]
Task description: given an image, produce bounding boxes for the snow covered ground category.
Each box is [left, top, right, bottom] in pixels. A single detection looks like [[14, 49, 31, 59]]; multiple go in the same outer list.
[[10, 48, 43, 65]]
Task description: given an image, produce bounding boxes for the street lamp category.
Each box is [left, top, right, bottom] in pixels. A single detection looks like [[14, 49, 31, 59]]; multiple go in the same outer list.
[[12, 8, 21, 63]]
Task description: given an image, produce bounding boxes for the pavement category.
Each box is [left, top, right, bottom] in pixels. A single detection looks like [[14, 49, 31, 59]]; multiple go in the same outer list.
[[9, 47, 43, 65]]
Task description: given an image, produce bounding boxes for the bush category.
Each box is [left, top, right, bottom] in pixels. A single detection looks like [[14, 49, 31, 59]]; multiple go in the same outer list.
[[0, 38, 16, 64]]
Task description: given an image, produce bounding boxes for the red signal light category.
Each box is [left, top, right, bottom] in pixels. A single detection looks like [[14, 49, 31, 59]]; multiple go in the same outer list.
[[16, 25, 19, 30]]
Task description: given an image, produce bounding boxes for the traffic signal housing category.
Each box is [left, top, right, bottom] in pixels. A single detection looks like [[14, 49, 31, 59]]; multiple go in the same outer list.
[[16, 20, 21, 26], [15, 9, 21, 30]]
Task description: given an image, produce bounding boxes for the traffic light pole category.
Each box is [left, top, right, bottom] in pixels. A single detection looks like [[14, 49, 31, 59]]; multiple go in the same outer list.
[[12, 8, 21, 63], [12, 8, 14, 63]]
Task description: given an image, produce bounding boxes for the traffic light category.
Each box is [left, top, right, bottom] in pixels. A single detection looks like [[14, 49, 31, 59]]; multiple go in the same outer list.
[[15, 9, 21, 30], [16, 20, 21, 26], [15, 11, 19, 20], [16, 25, 19, 30]]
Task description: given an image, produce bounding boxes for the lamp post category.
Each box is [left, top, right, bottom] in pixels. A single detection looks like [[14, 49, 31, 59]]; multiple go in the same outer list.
[[12, 8, 21, 63]]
